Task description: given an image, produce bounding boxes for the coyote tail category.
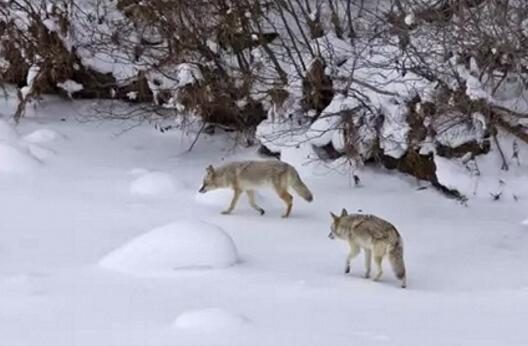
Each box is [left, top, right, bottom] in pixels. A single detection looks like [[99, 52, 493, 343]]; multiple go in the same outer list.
[[388, 238, 406, 284], [289, 171, 313, 202]]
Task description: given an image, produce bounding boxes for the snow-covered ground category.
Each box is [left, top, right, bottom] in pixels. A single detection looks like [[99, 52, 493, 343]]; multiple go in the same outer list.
[[1, 98, 528, 346]]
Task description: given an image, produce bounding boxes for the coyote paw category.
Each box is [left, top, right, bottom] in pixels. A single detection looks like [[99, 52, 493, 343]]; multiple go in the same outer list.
[[221, 210, 232, 215], [344, 266, 350, 274], [258, 209, 265, 216], [364, 272, 370, 279]]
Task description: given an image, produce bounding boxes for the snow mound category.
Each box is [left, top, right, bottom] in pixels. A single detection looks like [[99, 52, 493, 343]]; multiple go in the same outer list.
[[26, 143, 55, 161], [129, 171, 184, 196], [99, 221, 238, 276], [23, 128, 65, 144], [172, 308, 249, 332], [0, 143, 40, 173]]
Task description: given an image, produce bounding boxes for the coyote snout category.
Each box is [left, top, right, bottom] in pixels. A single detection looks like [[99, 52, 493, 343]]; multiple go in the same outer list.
[[329, 208, 407, 288], [199, 160, 313, 217]]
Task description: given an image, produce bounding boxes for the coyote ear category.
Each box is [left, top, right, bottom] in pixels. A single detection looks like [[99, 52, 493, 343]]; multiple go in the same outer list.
[[330, 212, 338, 220], [206, 165, 214, 174], [340, 208, 348, 216]]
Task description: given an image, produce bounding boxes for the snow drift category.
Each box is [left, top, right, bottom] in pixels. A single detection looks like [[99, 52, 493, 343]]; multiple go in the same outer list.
[[99, 221, 238, 276]]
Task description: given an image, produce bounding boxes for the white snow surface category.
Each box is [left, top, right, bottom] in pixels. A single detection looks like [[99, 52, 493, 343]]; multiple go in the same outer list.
[[1, 98, 528, 346], [129, 171, 183, 196], [0, 142, 40, 173], [173, 308, 249, 332], [0, 119, 43, 173], [23, 128, 64, 144], [99, 221, 238, 276]]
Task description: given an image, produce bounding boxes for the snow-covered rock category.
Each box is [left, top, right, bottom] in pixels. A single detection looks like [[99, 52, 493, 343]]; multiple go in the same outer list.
[[99, 221, 238, 276], [379, 98, 409, 159], [129, 171, 183, 196], [305, 94, 358, 147], [172, 308, 249, 332], [57, 80, 83, 97]]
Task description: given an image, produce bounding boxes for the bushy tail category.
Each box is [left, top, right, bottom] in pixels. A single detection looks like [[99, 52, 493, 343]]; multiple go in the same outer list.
[[388, 238, 406, 288], [289, 171, 313, 202]]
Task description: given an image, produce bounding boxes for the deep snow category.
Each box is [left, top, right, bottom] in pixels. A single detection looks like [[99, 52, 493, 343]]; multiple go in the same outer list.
[[1, 98, 528, 346]]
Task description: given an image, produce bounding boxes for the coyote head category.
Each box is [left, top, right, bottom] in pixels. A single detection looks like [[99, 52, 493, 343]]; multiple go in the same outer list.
[[328, 208, 348, 239], [198, 165, 219, 193]]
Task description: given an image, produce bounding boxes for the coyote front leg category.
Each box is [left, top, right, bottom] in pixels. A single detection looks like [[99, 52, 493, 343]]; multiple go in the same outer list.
[[345, 242, 360, 274], [222, 188, 241, 214]]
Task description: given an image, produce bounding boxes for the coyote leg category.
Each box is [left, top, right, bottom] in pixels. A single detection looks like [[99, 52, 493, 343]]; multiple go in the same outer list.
[[364, 249, 372, 278], [246, 190, 265, 215], [222, 189, 241, 214], [273, 182, 293, 218], [373, 255, 383, 281], [345, 243, 360, 274]]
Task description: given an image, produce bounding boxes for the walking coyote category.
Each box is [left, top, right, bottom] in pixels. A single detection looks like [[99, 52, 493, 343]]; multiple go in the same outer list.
[[329, 209, 406, 288], [199, 160, 313, 217]]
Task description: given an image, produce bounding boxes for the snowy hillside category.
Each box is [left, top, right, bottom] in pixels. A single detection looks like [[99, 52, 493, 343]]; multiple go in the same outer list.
[[1, 98, 527, 346]]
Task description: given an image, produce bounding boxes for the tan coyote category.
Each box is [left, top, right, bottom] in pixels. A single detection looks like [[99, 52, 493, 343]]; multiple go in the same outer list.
[[329, 209, 407, 288], [198, 160, 313, 217]]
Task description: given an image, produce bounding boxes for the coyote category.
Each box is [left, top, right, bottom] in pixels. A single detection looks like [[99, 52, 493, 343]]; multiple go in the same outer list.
[[329, 209, 406, 288], [198, 160, 313, 217]]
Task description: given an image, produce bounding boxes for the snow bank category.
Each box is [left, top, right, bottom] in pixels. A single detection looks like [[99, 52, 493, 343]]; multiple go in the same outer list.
[[99, 221, 238, 276], [435, 133, 528, 199], [434, 155, 475, 193], [129, 171, 184, 196], [172, 308, 249, 332]]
